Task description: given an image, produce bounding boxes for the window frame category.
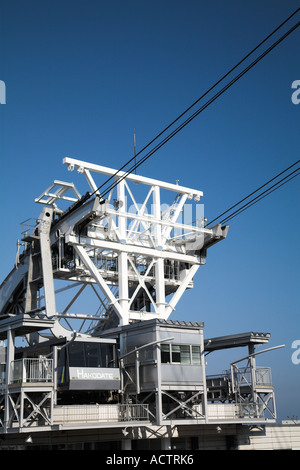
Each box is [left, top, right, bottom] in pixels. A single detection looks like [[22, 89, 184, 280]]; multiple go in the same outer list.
[[160, 343, 201, 366]]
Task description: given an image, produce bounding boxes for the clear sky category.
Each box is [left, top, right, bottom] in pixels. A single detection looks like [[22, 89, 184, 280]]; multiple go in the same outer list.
[[0, 0, 299, 422]]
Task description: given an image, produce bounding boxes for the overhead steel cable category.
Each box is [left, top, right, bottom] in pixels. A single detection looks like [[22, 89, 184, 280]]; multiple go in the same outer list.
[[97, 18, 300, 200], [205, 159, 300, 227], [217, 166, 300, 225], [89, 9, 300, 200], [220, 171, 300, 224]]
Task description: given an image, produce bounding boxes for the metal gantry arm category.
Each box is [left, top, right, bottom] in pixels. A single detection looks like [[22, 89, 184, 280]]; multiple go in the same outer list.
[[1, 157, 229, 341], [35, 180, 81, 207]]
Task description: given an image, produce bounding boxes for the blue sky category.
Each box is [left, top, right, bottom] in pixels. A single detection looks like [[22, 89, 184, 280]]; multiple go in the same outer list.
[[0, 1, 299, 422]]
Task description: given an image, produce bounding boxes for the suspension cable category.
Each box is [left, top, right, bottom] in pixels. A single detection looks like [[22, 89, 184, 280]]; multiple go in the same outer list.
[[205, 159, 300, 226], [218, 167, 300, 225], [90, 10, 299, 200]]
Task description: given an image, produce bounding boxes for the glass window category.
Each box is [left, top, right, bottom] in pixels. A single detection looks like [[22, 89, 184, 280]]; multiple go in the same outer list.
[[180, 345, 191, 364], [171, 345, 181, 363], [161, 344, 201, 365], [100, 343, 115, 367], [68, 342, 85, 367], [192, 346, 201, 365], [86, 343, 100, 367], [68, 342, 116, 368], [161, 344, 171, 363]]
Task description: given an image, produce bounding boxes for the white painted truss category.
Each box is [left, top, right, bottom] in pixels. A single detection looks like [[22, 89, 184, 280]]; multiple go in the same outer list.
[[1, 158, 228, 340]]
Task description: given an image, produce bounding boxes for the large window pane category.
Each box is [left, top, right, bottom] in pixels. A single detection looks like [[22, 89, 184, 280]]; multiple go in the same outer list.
[[192, 346, 201, 365], [68, 342, 85, 367], [171, 345, 181, 363], [180, 345, 191, 364], [100, 343, 115, 367], [161, 344, 171, 363], [161, 344, 202, 365], [86, 343, 100, 367]]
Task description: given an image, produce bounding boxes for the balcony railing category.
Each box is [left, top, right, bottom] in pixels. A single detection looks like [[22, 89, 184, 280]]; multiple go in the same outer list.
[[53, 403, 150, 425], [231, 366, 272, 388], [255, 367, 272, 386], [10, 358, 53, 384]]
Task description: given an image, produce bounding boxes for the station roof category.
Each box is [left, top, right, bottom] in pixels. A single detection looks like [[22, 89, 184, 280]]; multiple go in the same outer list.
[[204, 331, 271, 352], [0, 313, 55, 340]]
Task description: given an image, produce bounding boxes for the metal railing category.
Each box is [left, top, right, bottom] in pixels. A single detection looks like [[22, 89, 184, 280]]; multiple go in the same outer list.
[[119, 404, 150, 421], [255, 367, 272, 386], [238, 403, 264, 418], [20, 218, 40, 239], [10, 358, 53, 384], [53, 403, 150, 425], [227, 366, 273, 390]]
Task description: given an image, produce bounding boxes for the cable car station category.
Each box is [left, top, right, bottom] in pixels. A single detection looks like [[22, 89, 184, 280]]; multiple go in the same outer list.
[[0, 158, 281, 449]]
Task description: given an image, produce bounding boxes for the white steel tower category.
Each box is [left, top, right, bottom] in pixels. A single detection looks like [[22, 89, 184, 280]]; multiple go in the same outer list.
[[0, 158, 228, 342]]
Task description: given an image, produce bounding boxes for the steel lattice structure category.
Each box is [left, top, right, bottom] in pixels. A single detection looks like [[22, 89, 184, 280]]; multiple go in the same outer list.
[[0, 158, 228, 343], [0, 158, 281, 442]]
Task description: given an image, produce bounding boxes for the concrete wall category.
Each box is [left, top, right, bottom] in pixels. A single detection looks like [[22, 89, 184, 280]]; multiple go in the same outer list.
[[236, 424, 300, 450]]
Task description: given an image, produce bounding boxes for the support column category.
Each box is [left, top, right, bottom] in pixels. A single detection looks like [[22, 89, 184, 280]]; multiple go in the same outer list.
[[118, 251, 129, 326], [155, 342, 163, 426], [249, 344, 258, 417], [153, 186, 165, 317], [200, 328, 208, 423], [53, 346, 58, 405], [4, 327, 15, 432], [25, 250, 39, 313], [19, 389, 25, 428], [38, 207, 57, 318], [155, 258, 165, 317], [117, 179, 129, 326], [74, 245, 124, 321]]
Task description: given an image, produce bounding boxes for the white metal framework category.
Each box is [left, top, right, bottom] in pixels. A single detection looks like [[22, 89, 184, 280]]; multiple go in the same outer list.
[[0, 158, 282, 442], [1, 158, 228, 341]]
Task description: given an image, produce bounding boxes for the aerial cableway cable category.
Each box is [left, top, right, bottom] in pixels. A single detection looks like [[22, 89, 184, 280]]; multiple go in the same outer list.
[[215, 165, 300, 225], [99, 19, 299, 200], [88, 9, 299, 201], [205, 159, 300, 226], [220, 170, 300, 224]]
